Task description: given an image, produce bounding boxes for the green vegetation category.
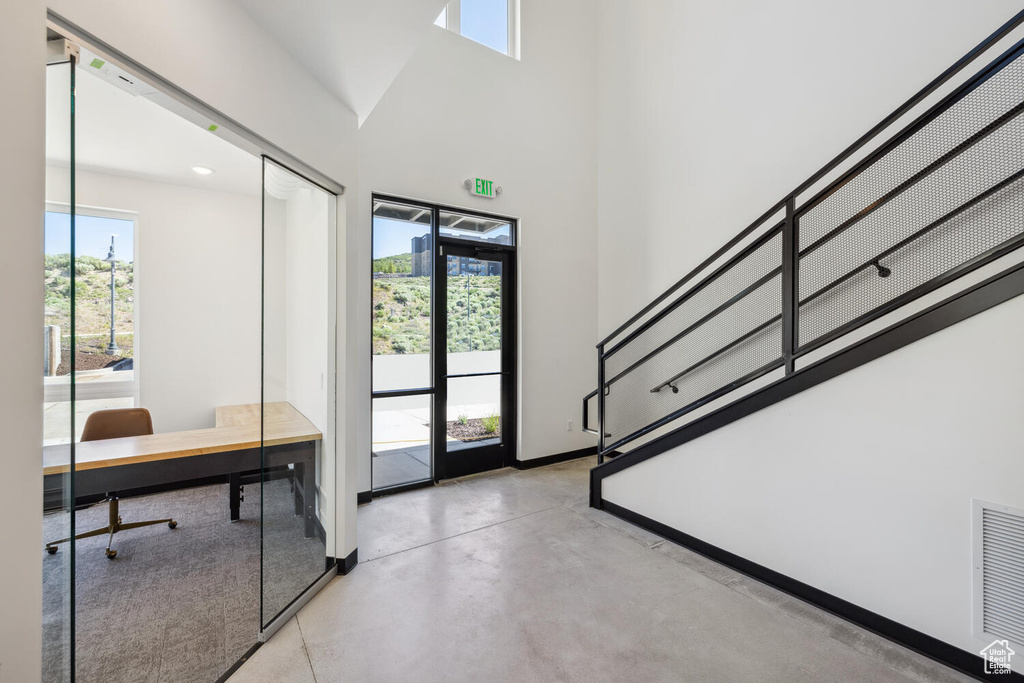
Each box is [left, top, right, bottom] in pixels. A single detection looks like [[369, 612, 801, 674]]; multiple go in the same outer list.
[[458, 413, 469, 425], [481, 413, 500, 434], [45, 254, 134, 357], [372, 274, 502, 355], [372, 252, 413, 274]]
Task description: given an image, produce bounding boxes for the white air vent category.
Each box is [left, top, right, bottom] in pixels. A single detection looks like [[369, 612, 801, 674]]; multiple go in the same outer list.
[[973, 499, 1024, 648]]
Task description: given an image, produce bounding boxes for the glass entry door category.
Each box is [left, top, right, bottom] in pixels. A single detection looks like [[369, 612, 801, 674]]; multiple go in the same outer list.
[[370, 197, 516, 489], [434, 243, 515, 479]]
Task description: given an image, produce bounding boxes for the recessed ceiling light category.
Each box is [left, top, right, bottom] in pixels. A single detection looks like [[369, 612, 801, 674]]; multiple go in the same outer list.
[[192, 166, 214, 175]]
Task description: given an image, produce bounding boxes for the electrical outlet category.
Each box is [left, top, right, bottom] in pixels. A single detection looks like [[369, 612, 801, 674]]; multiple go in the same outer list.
[[567, 419, 573, 432]]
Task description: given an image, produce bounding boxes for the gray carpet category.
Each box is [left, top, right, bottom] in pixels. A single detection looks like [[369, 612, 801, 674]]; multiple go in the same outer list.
[[42, 478, 327, 683]]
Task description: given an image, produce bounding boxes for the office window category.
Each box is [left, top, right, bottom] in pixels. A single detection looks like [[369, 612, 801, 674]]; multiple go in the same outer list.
[[435, 0, 519, 59], [43, 208, 137, 444]]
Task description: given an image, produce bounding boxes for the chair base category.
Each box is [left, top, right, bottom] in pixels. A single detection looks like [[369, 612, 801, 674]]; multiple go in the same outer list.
[[44, 495, 177, 559]]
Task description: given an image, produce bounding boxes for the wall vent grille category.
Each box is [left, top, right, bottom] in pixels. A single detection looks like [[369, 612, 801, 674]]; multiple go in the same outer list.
[[974, 499, 1024, 648]]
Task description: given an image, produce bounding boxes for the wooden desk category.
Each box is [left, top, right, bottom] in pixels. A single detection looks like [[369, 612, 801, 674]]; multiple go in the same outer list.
[[43, 402, 321, 537]]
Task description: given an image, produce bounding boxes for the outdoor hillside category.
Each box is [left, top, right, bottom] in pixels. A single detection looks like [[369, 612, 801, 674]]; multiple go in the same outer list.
[[44, 254, 134, 369], [373, 275, 502, 355], [372, 252, 413, 274]]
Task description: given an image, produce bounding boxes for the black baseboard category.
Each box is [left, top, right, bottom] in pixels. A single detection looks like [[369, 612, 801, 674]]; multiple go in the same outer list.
[[514, 446, 596, 470], [601, 500, 1023, 683], [215, 641, 261, 683], [339, 547, 358, 575], [358, 490, 372, 504]]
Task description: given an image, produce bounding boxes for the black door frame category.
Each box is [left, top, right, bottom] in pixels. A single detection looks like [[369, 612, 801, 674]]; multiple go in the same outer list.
[[370, 194, 517, 491], [432, 240, 516, 480]]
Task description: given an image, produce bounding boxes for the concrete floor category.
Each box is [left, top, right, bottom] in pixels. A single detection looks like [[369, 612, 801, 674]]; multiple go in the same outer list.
[[230, 457, 971, 683]]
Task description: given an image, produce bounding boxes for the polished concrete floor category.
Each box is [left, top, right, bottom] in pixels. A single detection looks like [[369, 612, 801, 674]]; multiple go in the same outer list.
[[230, 457, 971, 683]]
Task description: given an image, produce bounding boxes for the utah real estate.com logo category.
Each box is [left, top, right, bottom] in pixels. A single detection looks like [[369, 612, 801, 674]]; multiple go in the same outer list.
[[981, 639, 1015, 675]]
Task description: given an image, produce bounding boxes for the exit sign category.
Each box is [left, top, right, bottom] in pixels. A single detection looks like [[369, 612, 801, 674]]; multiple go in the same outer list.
[[472, 177, 496, 198]]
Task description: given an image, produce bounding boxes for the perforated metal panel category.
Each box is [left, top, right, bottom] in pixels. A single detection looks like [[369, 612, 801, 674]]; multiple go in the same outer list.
[[797, 50, 1024, 347], [602, 230, 782, 447]]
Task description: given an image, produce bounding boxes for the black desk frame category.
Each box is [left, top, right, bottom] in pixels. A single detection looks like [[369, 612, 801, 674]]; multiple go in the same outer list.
[[45, 441, 317, 538]]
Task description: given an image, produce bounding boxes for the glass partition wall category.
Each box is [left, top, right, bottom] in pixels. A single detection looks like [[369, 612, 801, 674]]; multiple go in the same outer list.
[[42, 53, 74, 683], [42, 31, 339, 683], [261, 158, 337, 626]]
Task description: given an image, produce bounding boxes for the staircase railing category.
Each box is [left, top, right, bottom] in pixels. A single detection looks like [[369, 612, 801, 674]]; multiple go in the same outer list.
[[584, 10, 1024, 463]]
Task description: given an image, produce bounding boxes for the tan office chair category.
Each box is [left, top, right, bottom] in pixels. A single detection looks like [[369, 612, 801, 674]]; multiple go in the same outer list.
[[44, 408, 178, 559]]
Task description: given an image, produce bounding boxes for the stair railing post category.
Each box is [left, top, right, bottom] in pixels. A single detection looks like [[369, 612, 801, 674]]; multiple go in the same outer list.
[[597, 343, 606, 464], [782, 196, 798, 374]]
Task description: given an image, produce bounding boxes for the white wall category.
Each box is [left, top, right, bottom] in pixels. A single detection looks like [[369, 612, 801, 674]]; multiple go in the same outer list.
[[47, 166, 263, 434], [596, 0, 1024, 658], [604, 294, 1024, 653], [357, 0, 600, 489], [0, 2, 45, 680]]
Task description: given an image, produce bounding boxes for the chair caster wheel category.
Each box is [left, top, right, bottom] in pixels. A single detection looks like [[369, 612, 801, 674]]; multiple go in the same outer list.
[[168, 521, 178, 529], [106, 549, 117, 559], [46, 546, 57, 555]]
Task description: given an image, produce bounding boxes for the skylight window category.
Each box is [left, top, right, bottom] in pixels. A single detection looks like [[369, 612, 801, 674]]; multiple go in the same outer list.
[[434, 0, 519, 59]]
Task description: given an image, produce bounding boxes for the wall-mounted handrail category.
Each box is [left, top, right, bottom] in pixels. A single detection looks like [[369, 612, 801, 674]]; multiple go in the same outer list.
[[591, 10, 1024, 460], [581, 388, 599, 435]]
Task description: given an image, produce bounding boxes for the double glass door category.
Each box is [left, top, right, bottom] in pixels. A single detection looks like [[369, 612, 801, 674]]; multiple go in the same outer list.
[[370, 199, 516, 491]]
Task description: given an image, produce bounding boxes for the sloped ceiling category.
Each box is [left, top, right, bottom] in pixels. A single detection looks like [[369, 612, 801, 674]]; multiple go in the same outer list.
[[236, 0, 448, 124]]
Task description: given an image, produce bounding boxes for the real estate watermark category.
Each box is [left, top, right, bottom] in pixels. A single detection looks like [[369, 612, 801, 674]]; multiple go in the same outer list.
[[981, 639, 1015, 675]]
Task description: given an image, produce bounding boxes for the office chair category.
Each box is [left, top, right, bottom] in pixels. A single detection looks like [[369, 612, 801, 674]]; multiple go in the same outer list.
[[44, 408, 178, 559]]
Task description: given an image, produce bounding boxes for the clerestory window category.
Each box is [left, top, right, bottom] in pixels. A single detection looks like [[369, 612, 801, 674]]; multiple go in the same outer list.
[[435, 0, 520, 59]]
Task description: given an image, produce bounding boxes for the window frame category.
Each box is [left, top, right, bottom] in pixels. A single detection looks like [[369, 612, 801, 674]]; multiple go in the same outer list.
[[437, 0, 520, 60], [44, 201, 140, 407]]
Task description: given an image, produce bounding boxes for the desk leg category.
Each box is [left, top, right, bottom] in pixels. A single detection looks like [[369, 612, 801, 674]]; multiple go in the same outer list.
[[230, 472, 242, 522], [292, 466, 303, 517], [303, 456, 315, 539]]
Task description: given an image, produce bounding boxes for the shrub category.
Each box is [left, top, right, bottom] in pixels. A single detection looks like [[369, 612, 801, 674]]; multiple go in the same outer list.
[[482, 413, 500, 434], [457, 413, 468, 425]]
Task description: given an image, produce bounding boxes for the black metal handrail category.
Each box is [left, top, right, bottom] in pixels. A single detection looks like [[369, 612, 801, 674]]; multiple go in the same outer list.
[[586, 10, 1024, 463]]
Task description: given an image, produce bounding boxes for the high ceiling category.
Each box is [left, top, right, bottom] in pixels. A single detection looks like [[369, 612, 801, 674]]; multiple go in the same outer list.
[[46, 51, 261, 196], [236, 0, 448, 124], [44, 3, 449, 194]]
